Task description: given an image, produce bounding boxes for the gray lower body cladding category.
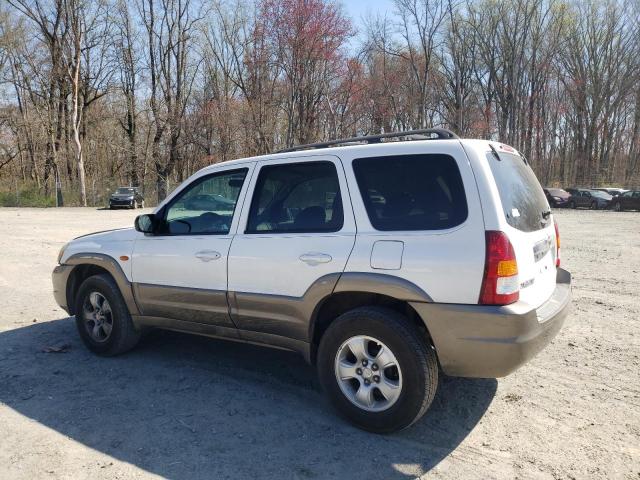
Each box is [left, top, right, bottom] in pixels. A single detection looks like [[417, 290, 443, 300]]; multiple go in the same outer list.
[[53, 255, 571, 378], [411, 268, 571, 378]]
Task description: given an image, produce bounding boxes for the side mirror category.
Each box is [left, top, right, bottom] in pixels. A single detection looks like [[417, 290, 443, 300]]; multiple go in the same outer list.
[[135, 214, 156, 234]]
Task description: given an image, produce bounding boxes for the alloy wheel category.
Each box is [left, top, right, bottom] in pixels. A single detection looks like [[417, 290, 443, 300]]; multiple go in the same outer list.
[[81, 291, 113, 342], [334, 335, 403, 412]]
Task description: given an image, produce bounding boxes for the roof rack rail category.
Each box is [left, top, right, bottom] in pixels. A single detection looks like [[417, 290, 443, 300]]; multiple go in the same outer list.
[[277, 128, 459, 153]]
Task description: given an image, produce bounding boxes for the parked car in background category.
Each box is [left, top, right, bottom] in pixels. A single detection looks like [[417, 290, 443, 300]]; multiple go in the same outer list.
[[610, 190, 640, 211], [544, 188, 571, 208], [109, 187, 144, 209], [593, 188, 628, 197], [565, 188, 612, 210]]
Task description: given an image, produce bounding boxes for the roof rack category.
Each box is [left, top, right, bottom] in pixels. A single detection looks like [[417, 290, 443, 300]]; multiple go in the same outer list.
[[277, 128, 459, 153]]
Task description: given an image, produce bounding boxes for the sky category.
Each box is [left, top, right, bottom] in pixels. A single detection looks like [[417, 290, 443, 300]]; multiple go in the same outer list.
[[341, 0, 395, 23], [340, 0, 396, 49]]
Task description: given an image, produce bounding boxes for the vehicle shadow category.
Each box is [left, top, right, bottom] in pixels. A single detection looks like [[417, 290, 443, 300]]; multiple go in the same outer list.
[[0, 318, 497, 479]]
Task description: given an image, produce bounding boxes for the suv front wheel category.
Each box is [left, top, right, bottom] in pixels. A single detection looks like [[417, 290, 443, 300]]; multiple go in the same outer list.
[[317, 306, 438, 433], [74, 274, 141, 356]]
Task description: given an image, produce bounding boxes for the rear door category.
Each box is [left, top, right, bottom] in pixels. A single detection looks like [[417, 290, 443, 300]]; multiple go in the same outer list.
[[485, 149, 557, 308], [227, 155, 356, 341]]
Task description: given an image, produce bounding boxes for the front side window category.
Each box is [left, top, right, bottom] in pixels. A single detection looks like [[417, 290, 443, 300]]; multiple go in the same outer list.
[[160, 168, 248, 235], [246, 161, 343, 233], [353, 154, 468, 231]]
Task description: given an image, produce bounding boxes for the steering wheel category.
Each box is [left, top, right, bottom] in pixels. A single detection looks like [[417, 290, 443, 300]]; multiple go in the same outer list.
[[199, 211, 226, 232], [172, 219, 192, 233]]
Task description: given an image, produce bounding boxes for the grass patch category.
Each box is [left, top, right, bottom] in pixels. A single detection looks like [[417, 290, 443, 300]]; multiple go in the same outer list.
[[0, 188, 56, 207]]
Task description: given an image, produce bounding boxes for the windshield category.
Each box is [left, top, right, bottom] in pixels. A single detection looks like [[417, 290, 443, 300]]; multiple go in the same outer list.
[[486, 151, 550, 232], [116, 188, 135, 194], [547, 188, 567, 196]]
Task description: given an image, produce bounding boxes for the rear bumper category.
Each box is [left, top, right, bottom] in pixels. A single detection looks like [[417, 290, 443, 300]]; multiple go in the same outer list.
[[411, 268, 571, 378], [52, 264, 74, 314]]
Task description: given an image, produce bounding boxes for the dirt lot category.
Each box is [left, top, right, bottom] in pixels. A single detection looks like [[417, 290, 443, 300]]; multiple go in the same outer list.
[[0, 207, 638, 479]]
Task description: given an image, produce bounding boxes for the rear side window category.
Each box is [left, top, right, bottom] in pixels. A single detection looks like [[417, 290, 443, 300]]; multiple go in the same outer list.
[[246, 161, 343, 233], [486, 152, 550, 232], [353, 154, 468, 231]]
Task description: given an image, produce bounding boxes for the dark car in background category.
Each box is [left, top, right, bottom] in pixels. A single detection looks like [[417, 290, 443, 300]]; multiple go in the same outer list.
[[109, 187, 144, 209], [544, 188, 571, 208], [610, 190, 640, 211], [565, 188, 612, 210]]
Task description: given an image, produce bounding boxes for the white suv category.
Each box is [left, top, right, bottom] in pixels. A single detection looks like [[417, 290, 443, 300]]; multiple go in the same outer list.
[[53, 129, 571, 433]]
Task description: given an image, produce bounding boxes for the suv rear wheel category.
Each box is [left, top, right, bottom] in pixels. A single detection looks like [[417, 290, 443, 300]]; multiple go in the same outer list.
[[317, 306, 438, 433], [74, 274, 141, 356]]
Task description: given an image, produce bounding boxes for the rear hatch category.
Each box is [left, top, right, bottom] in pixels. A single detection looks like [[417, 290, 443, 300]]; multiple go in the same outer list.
[[486, 146, 557, 309]]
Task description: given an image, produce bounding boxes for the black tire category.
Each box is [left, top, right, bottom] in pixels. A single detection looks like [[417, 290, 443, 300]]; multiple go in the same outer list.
[[569, 200, 576, 209], [317, 306, 438, 433], [74, 274, 141, 356], [590, 200, 597, 210], [109, 204, 114, 210]]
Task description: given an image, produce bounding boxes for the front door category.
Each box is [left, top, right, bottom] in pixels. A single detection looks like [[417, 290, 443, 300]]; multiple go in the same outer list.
[[131, 165, 253, 326], [227, 156, 356, 341]]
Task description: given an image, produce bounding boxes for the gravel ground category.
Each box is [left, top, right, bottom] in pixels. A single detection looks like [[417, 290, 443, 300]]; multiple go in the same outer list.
[[0, 207, 638, 479]]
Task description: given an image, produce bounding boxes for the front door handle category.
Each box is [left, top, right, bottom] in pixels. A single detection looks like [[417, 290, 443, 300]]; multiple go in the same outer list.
[[195, 250, 221, 262], [299, 252, 332, 266]]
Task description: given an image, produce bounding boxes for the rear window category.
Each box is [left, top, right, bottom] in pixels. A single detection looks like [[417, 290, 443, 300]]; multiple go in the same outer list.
[[353, 154, 468, 231], [486, 151, 550, 232]]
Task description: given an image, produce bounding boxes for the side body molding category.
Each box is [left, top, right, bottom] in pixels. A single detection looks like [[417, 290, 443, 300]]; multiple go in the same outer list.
[[228, 273, 342, 342], [333, 272, 433, 303], [64, 253, 140, 316]]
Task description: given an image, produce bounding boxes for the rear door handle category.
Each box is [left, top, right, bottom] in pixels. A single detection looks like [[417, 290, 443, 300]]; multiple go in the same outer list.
[[299, 252, 332, 266], [195, 250, 221, 262]]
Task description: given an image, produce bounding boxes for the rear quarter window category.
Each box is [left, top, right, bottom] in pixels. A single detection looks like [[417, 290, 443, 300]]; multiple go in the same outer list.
[[352, 154, 468, 231], [486, 151, 550, 232]]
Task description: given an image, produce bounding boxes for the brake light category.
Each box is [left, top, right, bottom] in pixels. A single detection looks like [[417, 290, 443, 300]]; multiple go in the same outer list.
[[554, 220, 561, 268], [479, 231, 519, 305]]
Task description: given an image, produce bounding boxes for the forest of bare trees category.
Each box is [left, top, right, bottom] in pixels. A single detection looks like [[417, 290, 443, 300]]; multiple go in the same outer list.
[[0, 0, 638, 206]]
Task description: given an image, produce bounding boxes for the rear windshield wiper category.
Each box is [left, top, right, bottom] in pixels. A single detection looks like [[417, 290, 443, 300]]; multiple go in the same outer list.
[[488, 144, 501, 161]]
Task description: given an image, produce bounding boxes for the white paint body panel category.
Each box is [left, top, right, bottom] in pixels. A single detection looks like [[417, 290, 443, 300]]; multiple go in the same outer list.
[[61, 228, 139, 281], [130, 162, 256, 290], [60, 137, 557, 310], [461, 140, 557, 308], [370, 240, 404, 270], [227, 154, 356, 297], [338, 140, 486, 304]]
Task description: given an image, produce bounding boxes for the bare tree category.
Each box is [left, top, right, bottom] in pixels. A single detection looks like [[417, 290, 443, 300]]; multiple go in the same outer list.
[[115, 0, 141, 186], [139, 0, 202, 201]]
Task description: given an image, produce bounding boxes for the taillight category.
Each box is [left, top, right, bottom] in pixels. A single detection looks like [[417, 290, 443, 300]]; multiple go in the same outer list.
[[479, 231, 519, 305], [554, 219, 561, 268]]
